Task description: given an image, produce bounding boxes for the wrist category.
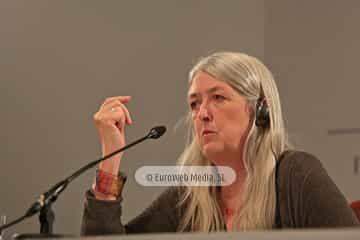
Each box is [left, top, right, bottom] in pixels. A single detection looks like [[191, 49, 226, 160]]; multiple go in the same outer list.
[[92, 169, 127, 200], [99, 160, 120, 175], [91, 185, 117, 200]]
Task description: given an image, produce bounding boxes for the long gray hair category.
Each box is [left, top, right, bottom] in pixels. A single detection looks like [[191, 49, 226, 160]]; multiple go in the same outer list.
[[177, 52, 291, 231]]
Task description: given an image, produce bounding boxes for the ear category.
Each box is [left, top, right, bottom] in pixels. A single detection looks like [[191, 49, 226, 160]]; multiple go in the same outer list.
[[246, 102, 256, 125]]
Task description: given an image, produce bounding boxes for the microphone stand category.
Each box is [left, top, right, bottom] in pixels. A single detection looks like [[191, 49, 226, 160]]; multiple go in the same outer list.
[[0, 126, 166, 239]]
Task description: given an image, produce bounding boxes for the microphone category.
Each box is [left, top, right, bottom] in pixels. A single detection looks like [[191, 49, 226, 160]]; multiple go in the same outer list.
[[147, 126, 166, 139], [0, 126, 166, 234]]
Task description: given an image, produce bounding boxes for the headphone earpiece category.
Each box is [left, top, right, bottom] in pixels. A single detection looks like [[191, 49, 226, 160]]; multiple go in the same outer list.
[[255, 97, 270, 128]]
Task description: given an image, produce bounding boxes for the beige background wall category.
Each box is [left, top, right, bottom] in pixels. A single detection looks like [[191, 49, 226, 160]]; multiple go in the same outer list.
[[0, 0, 264, 237], [1, 0, 359, 237], [265, 0, 360, 201]]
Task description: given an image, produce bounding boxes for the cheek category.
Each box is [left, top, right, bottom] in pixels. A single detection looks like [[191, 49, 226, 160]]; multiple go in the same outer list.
[[217, 110, 251, 140], [192, 118, 202, 138]]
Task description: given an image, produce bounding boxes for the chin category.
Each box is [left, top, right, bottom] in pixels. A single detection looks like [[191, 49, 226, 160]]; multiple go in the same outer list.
[[201, 143, 225, 162]]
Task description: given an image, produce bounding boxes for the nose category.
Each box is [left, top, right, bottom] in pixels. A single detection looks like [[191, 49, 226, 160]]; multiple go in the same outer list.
[[198, 101, 212, 122]]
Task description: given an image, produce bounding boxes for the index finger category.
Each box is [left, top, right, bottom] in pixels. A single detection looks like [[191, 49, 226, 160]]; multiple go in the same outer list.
[[101, 96, 132, 108]]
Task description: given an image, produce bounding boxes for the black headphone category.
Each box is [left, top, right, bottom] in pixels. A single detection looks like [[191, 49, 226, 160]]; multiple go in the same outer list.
[[255, 96, 270, 128]]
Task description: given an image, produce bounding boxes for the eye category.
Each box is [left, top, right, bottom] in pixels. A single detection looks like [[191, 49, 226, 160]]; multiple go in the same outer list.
[[213, 94, 225, 101], [189, 100, 199, 110]]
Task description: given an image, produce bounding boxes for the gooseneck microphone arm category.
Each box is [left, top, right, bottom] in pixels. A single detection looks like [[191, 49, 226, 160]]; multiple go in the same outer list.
[[0, 126, 166, 234]]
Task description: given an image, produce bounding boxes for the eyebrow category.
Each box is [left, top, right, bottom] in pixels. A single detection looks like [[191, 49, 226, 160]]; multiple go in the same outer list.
[[188, 86, 226, 99]]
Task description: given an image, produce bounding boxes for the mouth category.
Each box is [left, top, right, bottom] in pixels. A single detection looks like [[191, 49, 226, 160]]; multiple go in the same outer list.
[[202, 130, 217, 136]]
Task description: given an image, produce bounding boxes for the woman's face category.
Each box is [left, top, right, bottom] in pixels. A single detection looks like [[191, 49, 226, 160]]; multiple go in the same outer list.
[[188, 71, 252, 163]]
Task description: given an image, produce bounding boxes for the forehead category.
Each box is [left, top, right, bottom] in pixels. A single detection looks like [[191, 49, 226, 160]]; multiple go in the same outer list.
[[188, 71, 234, 96]]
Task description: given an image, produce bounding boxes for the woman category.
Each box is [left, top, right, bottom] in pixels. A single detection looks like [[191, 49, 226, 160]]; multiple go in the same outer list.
[[81, 52, 359, 235]]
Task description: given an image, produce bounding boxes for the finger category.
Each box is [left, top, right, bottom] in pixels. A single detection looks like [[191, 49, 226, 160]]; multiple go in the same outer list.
[[94, 108, 127, 130], [101, 96, 132, 108], [111, 111, 127, 129], [100, 97, 131, 114], [102, 101, 133, 125], [118, 102, 133, 125]]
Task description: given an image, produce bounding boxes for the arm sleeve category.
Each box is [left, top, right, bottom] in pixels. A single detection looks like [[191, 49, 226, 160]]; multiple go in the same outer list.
[[280, 151, 359, 228], [300, 155, 359, 227], [81, 187, 181, 236]]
